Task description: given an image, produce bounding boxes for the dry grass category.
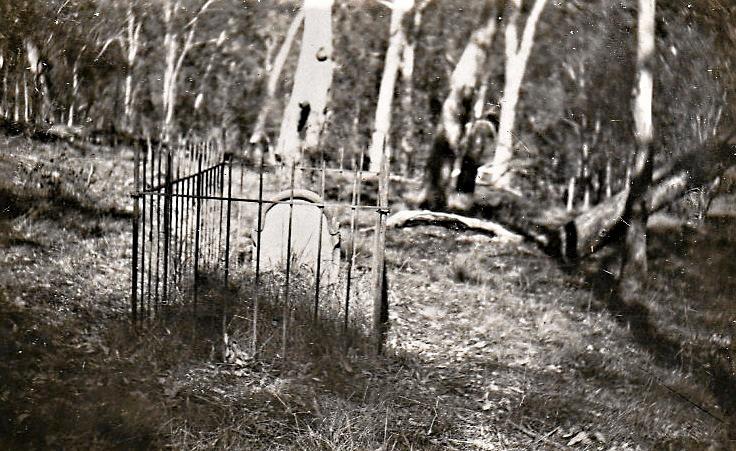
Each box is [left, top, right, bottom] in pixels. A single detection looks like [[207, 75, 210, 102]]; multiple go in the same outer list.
[[450, 254, 485, 285], [1, 135, 734, 449]]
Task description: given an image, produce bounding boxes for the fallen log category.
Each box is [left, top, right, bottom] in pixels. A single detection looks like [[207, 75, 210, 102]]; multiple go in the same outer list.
[[564, 131, 736, 260], [451, 130, 736, 261], [387, 209, 523, 243]]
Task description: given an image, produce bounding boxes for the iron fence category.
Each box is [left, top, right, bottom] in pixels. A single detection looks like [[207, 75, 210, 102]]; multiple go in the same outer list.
[[130, 139, 390, 355]]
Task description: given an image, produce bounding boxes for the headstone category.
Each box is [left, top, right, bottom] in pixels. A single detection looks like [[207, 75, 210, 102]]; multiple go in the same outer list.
[[253, 189, 340, 284]]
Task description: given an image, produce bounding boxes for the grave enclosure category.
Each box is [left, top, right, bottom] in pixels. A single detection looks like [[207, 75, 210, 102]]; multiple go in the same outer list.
[[130, 139, 391, 355]]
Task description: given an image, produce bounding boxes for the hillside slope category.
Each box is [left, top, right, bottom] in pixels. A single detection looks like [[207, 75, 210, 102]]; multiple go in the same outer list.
[[0, 136, 731, 449]]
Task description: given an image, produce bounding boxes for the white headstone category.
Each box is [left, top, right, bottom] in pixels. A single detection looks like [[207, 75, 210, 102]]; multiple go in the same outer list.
[[253, 190, 340, 284]]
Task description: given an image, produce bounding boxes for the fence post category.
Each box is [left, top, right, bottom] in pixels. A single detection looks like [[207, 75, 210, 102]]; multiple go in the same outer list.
[[224, 154, 233, 284], [154, 145, 162, 314], [371, 150, 390, 354], [313, 159, 326, 320], [253, 152, 265, 356], [140, 143, 147, 320], [282, 162, 296, 359], [131, 142, 141, 323], [162, 150, 173, 305], [194, 153, 203, 313], [344, 164, 360, 334]]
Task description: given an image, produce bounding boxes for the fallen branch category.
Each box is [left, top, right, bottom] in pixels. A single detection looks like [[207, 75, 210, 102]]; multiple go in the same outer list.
[[564, 130, 736, 259], [462, 130, 736, 261], [386, 209, 522, 242]]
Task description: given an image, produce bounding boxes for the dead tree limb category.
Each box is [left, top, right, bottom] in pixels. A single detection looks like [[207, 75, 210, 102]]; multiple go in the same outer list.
[[387, 210, 522, 242], [428, 130, 736, 262]]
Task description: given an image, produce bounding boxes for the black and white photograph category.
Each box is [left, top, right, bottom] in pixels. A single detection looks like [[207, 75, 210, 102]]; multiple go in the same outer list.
[[1, 0, 735, 449]]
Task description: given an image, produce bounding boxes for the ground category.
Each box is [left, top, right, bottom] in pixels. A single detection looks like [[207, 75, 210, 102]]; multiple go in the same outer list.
[[0, 135, 733, 450]]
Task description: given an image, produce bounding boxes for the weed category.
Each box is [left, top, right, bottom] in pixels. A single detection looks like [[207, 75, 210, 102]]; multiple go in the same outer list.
[[450, 254, 484, 285]]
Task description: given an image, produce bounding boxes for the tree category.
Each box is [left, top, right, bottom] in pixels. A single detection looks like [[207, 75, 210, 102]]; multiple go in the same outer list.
[[617, 0, 655, 303], [396, 1, 431, 174], [275, 0, 335, 165], [368, 0, 415, 172], [418, 2, 500, 210], [476, 0, 548, 191], [248, 10, 304, 163], [160, 0, 218, 143], [97, 2, 143, 133]]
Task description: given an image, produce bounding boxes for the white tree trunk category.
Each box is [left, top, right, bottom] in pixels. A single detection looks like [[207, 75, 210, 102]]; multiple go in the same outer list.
[[161, 0, 215, 143], [399, 28, 415, 172], [368, 0, 414, 172], [22, 72, 29, 123], [162, 0, 178, 142], [68, 59, 79, 127], [249, 10, 304, 157], [13, 80, 19, 122], [275, 0, 334, 165], [124, 8, 141, 132], [0, 55, 5, 118], [161, 0, 182, 143], [478, 0, 548, 189], [443, 15, 498, 150], [566, 176, 576, 211], [397, 1, 430, 174], [618, 0, 655, 299]]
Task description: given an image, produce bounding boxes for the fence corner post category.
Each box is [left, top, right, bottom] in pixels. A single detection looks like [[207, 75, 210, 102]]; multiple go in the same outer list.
[[371, 151, 390, 355]]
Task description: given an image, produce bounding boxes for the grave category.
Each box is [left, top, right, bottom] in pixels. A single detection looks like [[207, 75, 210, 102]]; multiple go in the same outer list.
[[252, 189, 340, 284]]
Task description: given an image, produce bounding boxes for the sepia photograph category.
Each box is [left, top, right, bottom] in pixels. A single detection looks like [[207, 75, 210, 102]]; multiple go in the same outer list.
[[0, 0, 734, 449]]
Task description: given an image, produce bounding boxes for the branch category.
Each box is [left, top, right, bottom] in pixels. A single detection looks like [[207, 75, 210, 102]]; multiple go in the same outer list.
[[95, 34, 122, 61], [175, 0, 219, 78], [387, 210, 523, 242], [184, 0, 218, 28], [516, 0, 549, 64]]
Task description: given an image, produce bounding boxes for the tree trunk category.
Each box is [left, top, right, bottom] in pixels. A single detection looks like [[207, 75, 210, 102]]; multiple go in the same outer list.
[[605, 156, 612, 198], [617, 0, 656, 302], [124, 7, 141, 133], [161, 0, 215, 143], [161, 0, 179, 143], [478, 0, 548, 190], [0, 56, 6, 119], [68, 59, 79, 127], [249, 10, 304, 163], [566, 176, 576, 212], [581, 143, 591, 210], [13, 79, 19, 123], [398, 3, 427, 175], [368, 0, 414, 172], [387, 210, 522, 243], [22, 71, 29, 123], [418, 4, 498, 210], [275, 0, 335, 165]]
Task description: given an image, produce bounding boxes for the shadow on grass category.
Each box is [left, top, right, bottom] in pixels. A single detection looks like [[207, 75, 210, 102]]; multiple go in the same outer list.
[[575, 223, 736, 436], [0, 272, 454, 449], [0, 183, 132, 223]]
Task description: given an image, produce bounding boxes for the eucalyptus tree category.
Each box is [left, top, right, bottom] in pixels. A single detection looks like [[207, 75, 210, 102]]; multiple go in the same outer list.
[[368, 0, 415, 172], [418, 1, 500, 210], [476, 0, 548, 191], [275, 0, 335, 165]]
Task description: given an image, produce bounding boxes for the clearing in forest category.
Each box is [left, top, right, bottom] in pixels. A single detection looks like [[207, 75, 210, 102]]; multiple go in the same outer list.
[[0, 137, 732, 449]]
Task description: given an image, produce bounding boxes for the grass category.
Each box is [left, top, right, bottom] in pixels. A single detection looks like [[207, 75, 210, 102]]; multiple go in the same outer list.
[[1, 134, 734, 449]]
